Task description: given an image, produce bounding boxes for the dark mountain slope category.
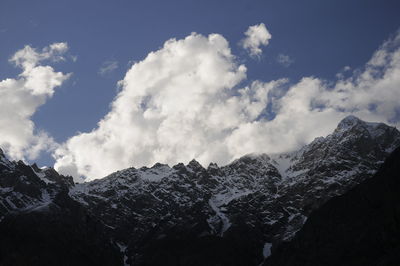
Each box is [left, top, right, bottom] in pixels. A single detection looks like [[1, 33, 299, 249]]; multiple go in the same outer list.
[[265, 147, 400, 266], [0, 190, 123, 266], [0, 150, 122, 266], [1, 116, 400, 266], [69, 116, 400, 265]]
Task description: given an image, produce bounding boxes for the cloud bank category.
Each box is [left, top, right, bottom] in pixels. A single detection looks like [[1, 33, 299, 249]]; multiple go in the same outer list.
[[54, 30, 400, 181], [0, 43, 70, 160], [240, 23, 272, 58]]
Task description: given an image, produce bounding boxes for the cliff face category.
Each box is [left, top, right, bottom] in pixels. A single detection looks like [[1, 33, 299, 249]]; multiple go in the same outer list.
[[265, 147, 400, 266]]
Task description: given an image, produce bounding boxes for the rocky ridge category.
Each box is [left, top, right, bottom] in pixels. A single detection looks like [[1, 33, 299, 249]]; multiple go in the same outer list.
[[1, 115, 399, 265], [264, 146, 400, 266]]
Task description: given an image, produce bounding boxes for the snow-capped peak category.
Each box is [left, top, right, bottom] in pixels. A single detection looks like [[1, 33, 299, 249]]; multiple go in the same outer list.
[[186, 159, 204, 171]]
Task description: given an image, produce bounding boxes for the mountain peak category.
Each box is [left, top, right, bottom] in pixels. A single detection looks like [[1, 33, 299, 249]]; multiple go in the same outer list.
[[0, 149, 13, 169], [336, 115, 364, 130], [207, 162, 219, 170], [232, 153, 271, 166], [333, 115, 398, 141], [151, 162, 169, 169], [187, 159, 204, 170]]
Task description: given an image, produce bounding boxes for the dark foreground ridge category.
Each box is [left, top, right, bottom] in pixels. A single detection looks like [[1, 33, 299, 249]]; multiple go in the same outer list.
[[1, 115, 400, 265], [0, 190, 123, 266], [265, 147, 400, 266]]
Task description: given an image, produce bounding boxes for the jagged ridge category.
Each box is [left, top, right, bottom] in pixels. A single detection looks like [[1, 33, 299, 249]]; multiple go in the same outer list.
[[1, 115, 400, 265]]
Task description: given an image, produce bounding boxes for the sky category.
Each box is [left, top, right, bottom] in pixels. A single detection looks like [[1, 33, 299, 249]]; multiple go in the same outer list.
[[1, 0, 400, 181]]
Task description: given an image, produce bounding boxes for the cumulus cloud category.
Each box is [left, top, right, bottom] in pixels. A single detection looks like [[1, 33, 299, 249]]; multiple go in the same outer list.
[[277, 53, 294, 67], [0, 43, 70, 160], [227, 31, 400, 157], [54, 33, 249, 180], [54, 29, 400, 182], [99, 60, 119, 76], [320, 31, 400, 124], [240, 23, 272, 58]]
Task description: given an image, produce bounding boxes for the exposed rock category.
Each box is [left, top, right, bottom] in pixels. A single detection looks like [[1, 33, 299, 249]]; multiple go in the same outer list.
[[265, 147, 400, 266], [1, 116, 399, 265]]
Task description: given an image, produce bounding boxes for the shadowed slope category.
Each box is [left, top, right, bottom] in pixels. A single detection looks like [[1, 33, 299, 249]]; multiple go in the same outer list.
[[265, 147, 400, 266]]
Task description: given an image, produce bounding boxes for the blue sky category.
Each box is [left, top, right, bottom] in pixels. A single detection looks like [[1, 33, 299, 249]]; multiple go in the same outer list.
[[1, 0, 400, 179]]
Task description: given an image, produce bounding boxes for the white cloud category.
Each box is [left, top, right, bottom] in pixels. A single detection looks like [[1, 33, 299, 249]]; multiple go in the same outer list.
[[10, 42, 69, 71], [233, 31, 400, 154], [277, 53, 294, 67], [0, 43, 70, 161], [54, 29, 400, 182], [99, 60, 119, 76], [54, 33, 249, 180], [240, 23, 272, 58], [336, 65, 351, 79]]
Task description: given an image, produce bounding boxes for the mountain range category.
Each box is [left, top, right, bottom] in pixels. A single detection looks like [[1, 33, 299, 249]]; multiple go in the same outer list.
[[1, 115, 399, 266]]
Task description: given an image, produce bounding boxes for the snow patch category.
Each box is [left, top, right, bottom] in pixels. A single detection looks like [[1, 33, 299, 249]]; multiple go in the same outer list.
[[213, 188, 252, 207], [32, 167, 55, 184], [270, 154, 292, 179], [208, 199, 231, 236], [117, 243, 129, 266], [263, 242, 272, 258], [138, 166, 175, 182]]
